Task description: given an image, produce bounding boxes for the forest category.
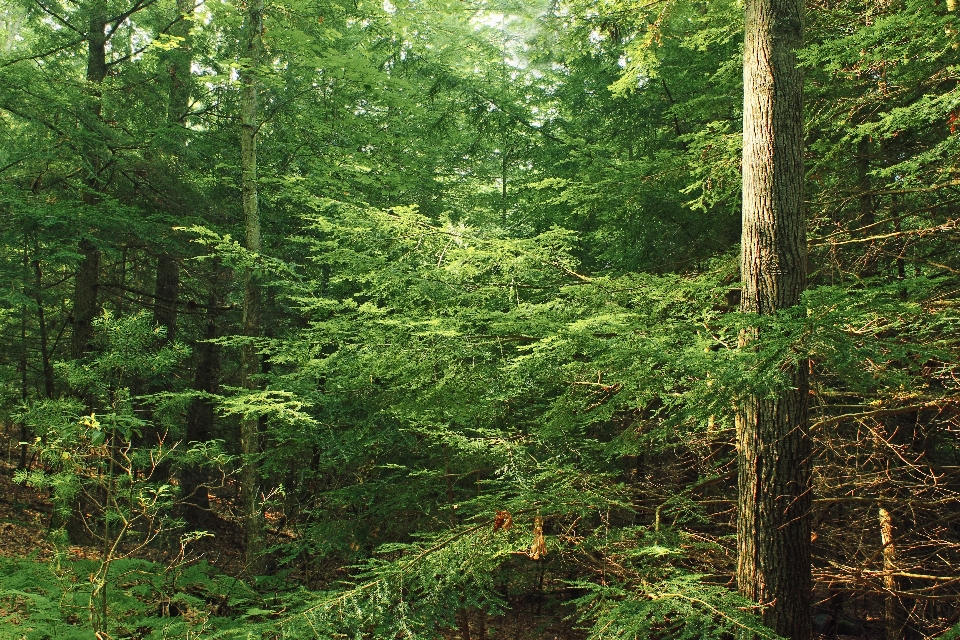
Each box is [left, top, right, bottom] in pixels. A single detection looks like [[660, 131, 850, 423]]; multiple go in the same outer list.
[[0, 0, 958, 637]]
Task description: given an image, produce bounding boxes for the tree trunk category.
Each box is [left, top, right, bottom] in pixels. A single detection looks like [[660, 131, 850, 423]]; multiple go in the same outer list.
[[19, 243, 28, 469], [71, 238, 101, 361], [737, 0, 812, 637], [153, 255, 179, 344], [86, 0, 108, 87], [856, 135, 878, 276], [239, 0, 265, 577], [153, 0, 192, 345], [878, 506, 910, 640], [72, 0, 108, 362], [180, 284, 221, 525], [33, 259, 54, 399], [167, 0, 193, 128]]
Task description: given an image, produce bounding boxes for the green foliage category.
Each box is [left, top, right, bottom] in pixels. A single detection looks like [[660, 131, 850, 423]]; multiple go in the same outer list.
[[1, 0, 958, 636], [0, 556, 256, 639]]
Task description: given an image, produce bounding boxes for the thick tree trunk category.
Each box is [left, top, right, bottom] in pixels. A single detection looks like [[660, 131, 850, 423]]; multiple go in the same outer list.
[[737, 0, 812, 637], [239, 0, 265, 577]]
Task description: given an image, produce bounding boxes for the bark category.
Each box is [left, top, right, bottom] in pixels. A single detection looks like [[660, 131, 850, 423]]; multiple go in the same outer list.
[[153, 0, 191, 345], [72, 0, 108, 361], [18, 247, 28, 468], [856, 137, 873, 230], [86, 0, 108, 87], [167, 0, 193, 127], [158, 0, 216, 526], [71, 238, 101, 360], [33, 260, 54, 399], [180, 283, 222, 525], [153, 254, 179, 344], [856, 136, 878, 276], [878, 506, 909, 640], [143, 252, 179, 487], [737, 0, 812, 636], [239, 0, 265, 577]]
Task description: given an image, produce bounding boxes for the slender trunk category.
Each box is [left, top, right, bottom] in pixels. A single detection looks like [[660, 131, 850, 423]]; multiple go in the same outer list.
[[477, 607, 486, 640], [239, 0, 265, 577], [90, 418, 117, 637], [856, 137, 873, 229], [117, 245, 127, 313], [501, 149, 508, 226], [894, 214, 906, 286], [33, 259, 54, 399], [19, 243, 28, 468], [737, 0, 812, 637], [145, 0, 190, 498], [856, 135, 877, 276], [878, 506, 908, 640], [143, 251, 179, 487]]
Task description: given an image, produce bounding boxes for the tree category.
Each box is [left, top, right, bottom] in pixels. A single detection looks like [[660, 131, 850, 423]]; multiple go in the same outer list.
[[3, 0, 960, 637], [736, 0, 811, 637], [239, 0, 265, 577]]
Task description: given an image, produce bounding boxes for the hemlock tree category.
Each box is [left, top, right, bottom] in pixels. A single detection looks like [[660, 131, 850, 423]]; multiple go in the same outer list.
[[737, 0, 812, 637], [239, 0, 265, 577]]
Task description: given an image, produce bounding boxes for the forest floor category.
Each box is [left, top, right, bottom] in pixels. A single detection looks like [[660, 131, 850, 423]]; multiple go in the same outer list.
[[0, 434, 876, 640], [0, 436, 585, 639]]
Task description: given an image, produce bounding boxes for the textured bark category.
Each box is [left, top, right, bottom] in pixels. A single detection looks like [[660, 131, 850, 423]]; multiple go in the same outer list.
[[239, 0, 265, 577], [737, 0, 812, 637]]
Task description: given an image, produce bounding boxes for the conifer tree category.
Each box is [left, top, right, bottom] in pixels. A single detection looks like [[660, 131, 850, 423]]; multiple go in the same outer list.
[[239, 0, 265, 577], [737, 0, 812, 637]]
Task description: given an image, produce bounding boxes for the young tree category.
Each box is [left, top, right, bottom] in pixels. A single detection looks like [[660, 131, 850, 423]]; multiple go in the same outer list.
[[737, 0, 812, 637]]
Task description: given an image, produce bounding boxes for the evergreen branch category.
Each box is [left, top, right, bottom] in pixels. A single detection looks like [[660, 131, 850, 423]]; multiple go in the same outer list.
[[649, 592, 783, 640], [292, 507, 540, 619]]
